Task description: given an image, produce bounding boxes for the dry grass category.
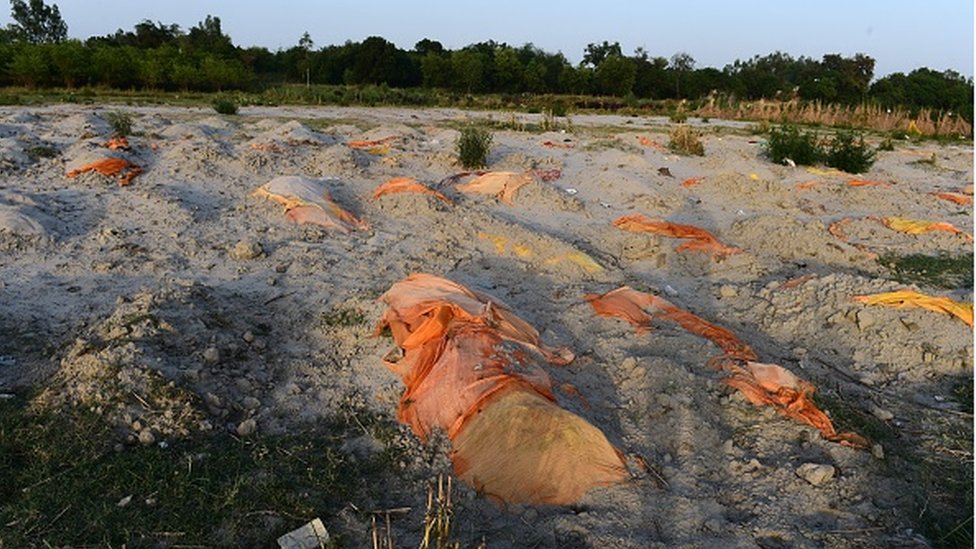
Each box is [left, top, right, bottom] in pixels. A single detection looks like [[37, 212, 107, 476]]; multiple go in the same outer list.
[[668, 124, 705, 156], [695, 97, 972, 137]]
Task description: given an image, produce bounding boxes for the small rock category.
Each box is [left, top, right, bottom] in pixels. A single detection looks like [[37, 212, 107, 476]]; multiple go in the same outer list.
[[855, 310, 876, 331], [117, 495, 133, 507], [869, 403, 894, 421], [138, 429, 156, 446], [242, 396, 261, 410], [252, 339, 267, 351], [230, 239, 263, 260], [522, 508, 538, 523], [796, 463, 835, 486], [235, 378, 252, 392], [793, 347, 808, 357], [202, 346, 220, 364], [131, 420, 143, 432], [242, 330, 255, 343], [872, 443, 885, 460], [237, 418, 257, 437], [285, 383, 302, 395], [722, 439, 734, 455], [719, 285, 737, 298]]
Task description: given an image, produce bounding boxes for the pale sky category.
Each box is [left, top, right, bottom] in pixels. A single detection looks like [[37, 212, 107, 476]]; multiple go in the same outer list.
[[6, 0, 973, 79]]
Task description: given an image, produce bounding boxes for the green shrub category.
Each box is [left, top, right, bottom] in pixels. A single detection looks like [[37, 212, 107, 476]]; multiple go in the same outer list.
[[104, 110, 132, 137], [825, 130, 876, 173], [213, 99, 238, 115], [456, 125, 493, 168], [877, 137, 895, 151], [669, 110, 688, 123], [765, 123, 822, 165], [668, 124, 704, 156]]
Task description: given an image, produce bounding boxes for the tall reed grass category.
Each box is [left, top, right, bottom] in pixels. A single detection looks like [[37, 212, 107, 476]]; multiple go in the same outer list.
[[695, 96, 971, 137]]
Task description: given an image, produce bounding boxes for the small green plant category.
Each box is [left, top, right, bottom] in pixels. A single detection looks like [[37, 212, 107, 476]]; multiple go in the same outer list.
[[765, 123, 821, 165], [825, 130, 876, 173], [104, 110, 132, 137], [669, 110, 688, 123], [213, 98, 239, 115], [455, 125, 493, 169], [26, 145, 59, 161], [878, 252, 973, 289], [877, 136, 895, 151], [667, 124, 704, 156]]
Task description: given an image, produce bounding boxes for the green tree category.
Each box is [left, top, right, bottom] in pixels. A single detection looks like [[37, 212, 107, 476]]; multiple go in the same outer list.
[[493, 46, 522, 92], [183, 15, 233, 57], [7, 0, 66, 43], [48, 38, 87, 87], [594, 54, 635, 96], [138, 46, 175, 89], [581, 40, 621, 68], [451, 48, 484, 92], [8, 44, 48, 85], [669, 51, 695, 98], [298, 31, 313, 87]]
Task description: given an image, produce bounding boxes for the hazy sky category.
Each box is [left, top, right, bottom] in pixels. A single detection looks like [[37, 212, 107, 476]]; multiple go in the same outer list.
[[7, 0, 973, 79]]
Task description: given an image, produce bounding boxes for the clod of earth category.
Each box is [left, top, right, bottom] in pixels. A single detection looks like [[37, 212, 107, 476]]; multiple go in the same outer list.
[[253, 175, 368, 232], [376, 273, 627, 505], [613, 214, 742, 257], [104, 136, 130, 150], [853, 290, 974, 329], [585, 286, 868, 448]]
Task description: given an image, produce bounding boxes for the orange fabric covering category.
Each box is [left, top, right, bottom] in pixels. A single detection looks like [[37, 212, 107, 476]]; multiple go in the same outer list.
[[105, 136, 130, 150], [372, 177, 452, 204], [346, 136, 397, 149], [680, 177, 704, 188], [847, 179, 890, 187], [637, 136, 667, 151], [541, 140, 574, 148], [253, 175, 368, 233], [876, 216, 972, 240], [931, 191, 973, 205], [455, 171, 534, 205], [67, 158, 142, 186], [854, 290, 973, 329], [377, 273, 627, 504], [585, 286, 867, 448], [613, 214, 742, 257]]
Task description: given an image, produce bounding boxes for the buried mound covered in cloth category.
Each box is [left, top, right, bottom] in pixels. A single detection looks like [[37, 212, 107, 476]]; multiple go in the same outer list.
[[375, 273, 628, 505], [253, 175, 368, 232]]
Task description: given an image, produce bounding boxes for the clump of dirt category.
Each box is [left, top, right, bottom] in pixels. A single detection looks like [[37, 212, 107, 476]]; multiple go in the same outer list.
[[32, 290, 207, 443]]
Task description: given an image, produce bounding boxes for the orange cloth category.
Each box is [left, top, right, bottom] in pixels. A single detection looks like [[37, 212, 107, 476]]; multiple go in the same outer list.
[[67, 158, 142, 186], [613, 214, 742, 257], [586, 286, 867, 448], [930, 191, 973, 205], [854, 290, 973, 329], [847, 179, 889, 187], [372, 177, 452, 204], [877, 216, 972, 240], [455, 171, 534, 205], [377, 274, 627, 505], [253, 176, 368, 232], [346, 135, 396, 149], [680, 177, 704, 188]]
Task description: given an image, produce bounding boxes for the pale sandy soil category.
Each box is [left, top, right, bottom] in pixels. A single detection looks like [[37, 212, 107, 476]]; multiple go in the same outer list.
[[0, 104, 972, 548]]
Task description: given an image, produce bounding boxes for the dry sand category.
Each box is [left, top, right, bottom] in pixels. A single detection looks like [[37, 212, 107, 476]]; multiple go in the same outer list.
[[0, 104, 972, 547]]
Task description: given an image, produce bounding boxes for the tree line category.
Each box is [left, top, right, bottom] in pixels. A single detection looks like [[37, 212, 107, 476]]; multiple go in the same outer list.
[[1, 0, 972, 122]]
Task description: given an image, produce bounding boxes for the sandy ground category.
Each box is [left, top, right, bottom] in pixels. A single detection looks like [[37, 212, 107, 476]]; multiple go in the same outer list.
[[0, 104, 972, 548]]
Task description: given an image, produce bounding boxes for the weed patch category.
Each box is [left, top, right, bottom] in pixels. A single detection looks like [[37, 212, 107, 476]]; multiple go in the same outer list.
[[879, 252, 974, 289], [0, 395, 403, 547], [668, 124, 704, 156], [455, 125, 492, 169]]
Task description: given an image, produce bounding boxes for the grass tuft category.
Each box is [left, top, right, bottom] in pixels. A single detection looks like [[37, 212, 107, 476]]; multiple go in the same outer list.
[[878, 252, 974, 290], [455, 125, 493, 169], [668, 124, 704, 156], [0, 394, 402, 547]]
